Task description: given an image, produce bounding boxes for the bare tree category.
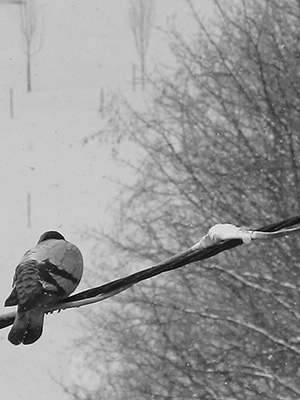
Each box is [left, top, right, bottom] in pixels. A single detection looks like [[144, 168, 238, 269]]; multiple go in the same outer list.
[[66, 0, 300, 399], [129, 0, 155, 90], [19, 0, 43, 92]]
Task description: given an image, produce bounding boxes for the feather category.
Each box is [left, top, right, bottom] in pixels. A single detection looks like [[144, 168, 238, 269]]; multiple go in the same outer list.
[[8, 309, 45, 345]]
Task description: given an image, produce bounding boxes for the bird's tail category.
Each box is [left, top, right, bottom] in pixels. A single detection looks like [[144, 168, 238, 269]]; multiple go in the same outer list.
[[8, 309, 45, 345]]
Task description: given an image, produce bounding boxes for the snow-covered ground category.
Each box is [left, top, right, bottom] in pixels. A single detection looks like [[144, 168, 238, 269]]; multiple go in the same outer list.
[[0, 1, 210, 399]]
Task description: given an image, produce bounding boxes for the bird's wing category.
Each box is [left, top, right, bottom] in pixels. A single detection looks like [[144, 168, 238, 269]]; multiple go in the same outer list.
[[8, 259, 55, 311]]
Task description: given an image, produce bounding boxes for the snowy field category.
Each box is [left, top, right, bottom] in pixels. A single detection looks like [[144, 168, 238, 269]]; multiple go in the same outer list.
[[0, 1, 207, 399]]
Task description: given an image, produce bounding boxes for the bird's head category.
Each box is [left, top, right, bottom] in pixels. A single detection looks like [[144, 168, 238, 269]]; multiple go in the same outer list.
[[37, 231, 65, 243]]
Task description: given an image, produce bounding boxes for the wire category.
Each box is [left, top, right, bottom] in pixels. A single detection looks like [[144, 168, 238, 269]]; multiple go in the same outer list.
[[62, 214, 300, 304], [1, 214, 300, 330]]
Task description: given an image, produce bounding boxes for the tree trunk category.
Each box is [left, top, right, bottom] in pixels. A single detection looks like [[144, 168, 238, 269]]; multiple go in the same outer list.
[[27, 52, 31, 92]]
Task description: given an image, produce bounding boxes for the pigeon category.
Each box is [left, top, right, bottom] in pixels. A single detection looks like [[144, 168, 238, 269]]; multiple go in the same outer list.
[[4, 231, 83, 345]]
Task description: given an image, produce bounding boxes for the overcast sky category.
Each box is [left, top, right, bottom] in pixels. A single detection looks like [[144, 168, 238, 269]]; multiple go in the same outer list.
[[0, 1, 211, 399]]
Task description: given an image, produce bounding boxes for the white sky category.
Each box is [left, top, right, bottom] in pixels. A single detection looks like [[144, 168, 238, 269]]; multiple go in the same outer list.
[[0, 1, 212, 399]]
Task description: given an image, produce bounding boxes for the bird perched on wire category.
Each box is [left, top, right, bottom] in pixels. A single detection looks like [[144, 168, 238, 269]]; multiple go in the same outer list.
[[4, 231, 83, 345]]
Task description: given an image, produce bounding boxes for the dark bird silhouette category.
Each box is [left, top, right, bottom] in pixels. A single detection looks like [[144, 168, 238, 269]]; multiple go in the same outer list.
[[4, 231, 83, 345]]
